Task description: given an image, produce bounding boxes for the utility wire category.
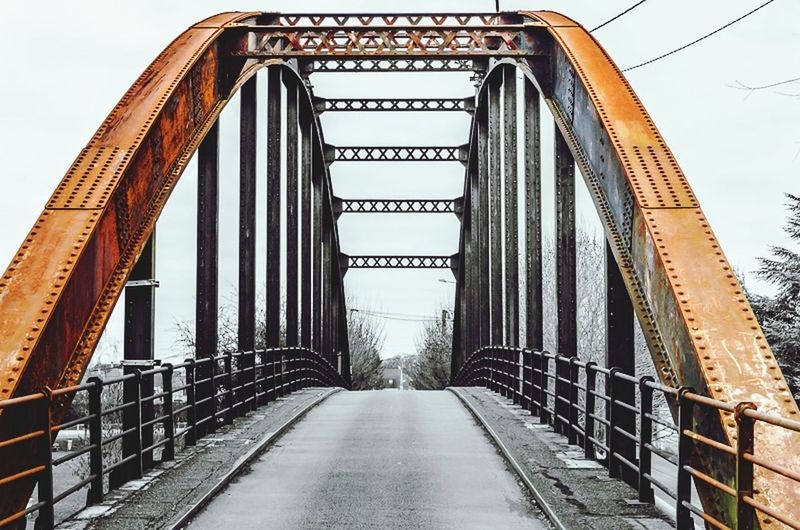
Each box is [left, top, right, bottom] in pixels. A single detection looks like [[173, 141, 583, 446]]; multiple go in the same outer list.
[[732, 76, 800, 91], [591, 0, 649, 32], [623, 0, 779, 72]]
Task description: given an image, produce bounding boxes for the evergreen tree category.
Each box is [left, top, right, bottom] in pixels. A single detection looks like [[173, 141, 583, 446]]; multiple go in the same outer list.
[[752, 194, 800, 399]]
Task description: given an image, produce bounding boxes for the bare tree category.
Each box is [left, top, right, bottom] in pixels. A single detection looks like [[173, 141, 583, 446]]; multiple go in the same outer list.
[[347, 305, 386, 390], [408, 308, 452, 390]]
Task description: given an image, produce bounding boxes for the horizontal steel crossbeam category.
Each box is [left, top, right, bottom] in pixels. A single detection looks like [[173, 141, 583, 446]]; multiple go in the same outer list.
[[342, 255, 455, 269], [276, 14, 508, 27], [315, 97, 473, 113], [302, 58, 480, 73], [230, 26, 535, 58], [333, 198, 462, 214], [329, 145, 468, 163]]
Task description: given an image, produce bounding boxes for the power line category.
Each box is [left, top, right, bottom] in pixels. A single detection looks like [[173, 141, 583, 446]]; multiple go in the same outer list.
[[732, 76, 800, 91], [591, 0, 649, 32], [623, 0, 779, 72]]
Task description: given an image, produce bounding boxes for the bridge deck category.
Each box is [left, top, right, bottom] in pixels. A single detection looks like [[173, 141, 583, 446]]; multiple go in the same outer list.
[[188, 390, 547, 529]]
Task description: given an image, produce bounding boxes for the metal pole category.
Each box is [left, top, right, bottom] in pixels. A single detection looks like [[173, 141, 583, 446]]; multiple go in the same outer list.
[[554, 124, 576, 434], [239, 75, 257, 411], [266, 66, 282, 349], [477, 94, 490, 350], [286, 78, 299, 347], [488, 75, 503, 347], [196, 120, 219, 436], [503, 65, 519, 348], [300, 96, 313, 349], [606, 241, 637, 486], [524, 82, 542, 352], [123, 232, 156, 469]]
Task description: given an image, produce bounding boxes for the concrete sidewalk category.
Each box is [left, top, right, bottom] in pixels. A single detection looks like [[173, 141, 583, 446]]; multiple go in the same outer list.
[[450, 387, 674, 530], [58, 388, 339, 530]]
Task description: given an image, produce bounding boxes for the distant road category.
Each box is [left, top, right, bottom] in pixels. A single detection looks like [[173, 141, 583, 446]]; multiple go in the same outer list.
[[189, 390, 548, 529]]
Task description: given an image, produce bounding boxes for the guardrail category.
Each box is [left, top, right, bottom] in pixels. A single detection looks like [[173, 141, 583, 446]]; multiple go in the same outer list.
[[454, 345, 800, 530], [0, 346, 345, 529]]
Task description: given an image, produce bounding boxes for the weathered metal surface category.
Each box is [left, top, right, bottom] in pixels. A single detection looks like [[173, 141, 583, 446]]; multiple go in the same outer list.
[[329, 145, 468, 163], [523, 81, 543, 352], [274, 13, 508, 27], [266, 67, 282, 349], [230, 26, 536, 58], [343, 255, 453, 269], [333, 199, 458, 214], [238, 76, 257, 354], [286, 79, 299, 347], [304, 58, 479, 73], [502, 65, 519, 348], [316, 97, 473, 113], [488, 76, 503, 346], [523, 10, 800, 527]]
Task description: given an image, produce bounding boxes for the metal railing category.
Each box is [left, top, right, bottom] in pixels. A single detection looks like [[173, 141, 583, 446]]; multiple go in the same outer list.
[[454, 345, 800, 530], [0, 346, 344, 529]]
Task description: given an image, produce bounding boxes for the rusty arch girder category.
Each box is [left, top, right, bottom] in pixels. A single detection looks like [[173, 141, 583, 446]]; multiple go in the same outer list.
[[0, 9, 796, 528], [0, 11, 346, 405]]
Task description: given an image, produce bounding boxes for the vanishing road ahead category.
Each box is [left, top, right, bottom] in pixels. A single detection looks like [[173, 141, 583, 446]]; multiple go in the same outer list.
[[189, 390, 548, 529]]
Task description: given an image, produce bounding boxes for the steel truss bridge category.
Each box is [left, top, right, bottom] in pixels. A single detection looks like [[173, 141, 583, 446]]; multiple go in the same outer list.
[[0, 10, 798, 530]]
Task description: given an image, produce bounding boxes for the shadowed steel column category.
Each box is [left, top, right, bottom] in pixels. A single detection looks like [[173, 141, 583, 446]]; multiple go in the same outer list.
[[121, 232, 156, 477], [554, 124, 576, 434], [300, 98, 313, 349], [488, 76, 503, 346], [286, 79, 299, 347], [468, 125, 480, 358], [239, 76, 257, 384], [606, 241, 636, 485], [197, 120, 219, 434], [503, 65, 519, 347], [322, 189, 332, 361], [312, 127, 323, 354], [524, 82, 543, 352], [266, 66, 282, 349], [477, 93, 490, 348]]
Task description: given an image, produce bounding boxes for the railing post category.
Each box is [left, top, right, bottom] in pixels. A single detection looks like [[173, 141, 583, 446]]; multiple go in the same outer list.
[[540, 352, 550, 425], [516, 348, 523, 407], [638, 376, 655, 503], [522, 349, 533, 413], [584, 361, 597, 460], [607, 367, 620, 477], [132, 369, 143, 480], [224, 351, 233, 424], [567, 356, 579, 446], [185, 358, 197, 446], [87, 378, 104, 504], [735, 402, 757, 530], [553, 355, 563, 434], [676, 387, 695, 530], [162, 363, 175, 461], [35, 389, 54, 530]]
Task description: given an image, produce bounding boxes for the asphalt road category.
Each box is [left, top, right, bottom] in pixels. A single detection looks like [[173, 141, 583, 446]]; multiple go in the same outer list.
[[190, 390, 548, 529]]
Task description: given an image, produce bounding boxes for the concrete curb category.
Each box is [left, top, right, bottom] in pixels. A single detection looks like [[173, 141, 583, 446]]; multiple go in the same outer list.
[[448, 387, 568, 530], [168, 387, 342, 529]]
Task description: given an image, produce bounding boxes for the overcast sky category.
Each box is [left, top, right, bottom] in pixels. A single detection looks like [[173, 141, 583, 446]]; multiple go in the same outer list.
[[0, 1, 797, 361]]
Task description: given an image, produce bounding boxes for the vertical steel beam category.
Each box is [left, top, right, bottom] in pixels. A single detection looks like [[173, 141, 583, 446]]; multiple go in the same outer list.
[[468, 123, 481, 358], [488, 76, 503, 346], [503, 65, 519, 348], [554, 124, 576, 433], [524, 82, 543, 352], [121, 232, 156, 476], [238, 76, 257, 358], [196, 120, 220, 434], [322, 201, 332, 360], [266, 66, 282, 349], [285, 79, 299, 347], [606, 240, 636, 485], [300, 98, 313, 349], [312, 128, 323, 354], [477, 92, 490, 349]]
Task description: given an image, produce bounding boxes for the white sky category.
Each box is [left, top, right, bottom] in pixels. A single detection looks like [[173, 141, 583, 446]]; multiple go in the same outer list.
[[0, 1, 797, 361]]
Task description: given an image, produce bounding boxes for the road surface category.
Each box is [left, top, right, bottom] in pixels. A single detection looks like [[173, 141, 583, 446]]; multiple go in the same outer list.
[[189, 390, 547, 529]]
